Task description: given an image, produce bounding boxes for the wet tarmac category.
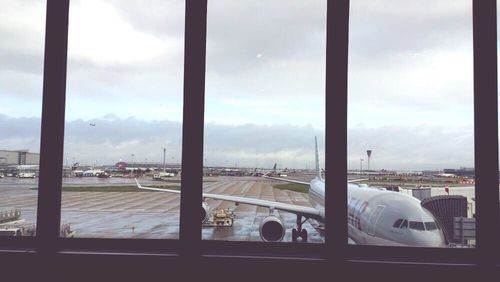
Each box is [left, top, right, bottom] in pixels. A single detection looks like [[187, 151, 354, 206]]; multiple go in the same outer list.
[[0, 176, 325, 243]]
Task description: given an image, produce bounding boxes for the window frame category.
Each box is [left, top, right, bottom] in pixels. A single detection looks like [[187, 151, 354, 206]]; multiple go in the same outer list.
[[0, 0, 497, 269], [348, 0, 498, 265]]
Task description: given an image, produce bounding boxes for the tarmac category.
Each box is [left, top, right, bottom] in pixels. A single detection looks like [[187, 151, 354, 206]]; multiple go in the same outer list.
[[0, 176, 325, 243]]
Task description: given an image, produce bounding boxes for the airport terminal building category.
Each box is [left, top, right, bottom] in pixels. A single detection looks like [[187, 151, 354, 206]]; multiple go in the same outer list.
[[0, 150, 40, 166]]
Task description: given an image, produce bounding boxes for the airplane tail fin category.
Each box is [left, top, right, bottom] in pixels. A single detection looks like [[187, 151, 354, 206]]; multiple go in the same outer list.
[[315, 136, 321, 179]]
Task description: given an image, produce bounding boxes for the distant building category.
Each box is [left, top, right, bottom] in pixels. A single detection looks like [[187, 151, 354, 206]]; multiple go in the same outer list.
[[115, 161, 128, 170], [443, 167, 475, 178], [0, 150, 39, 166], [422, 170, 441, 176]]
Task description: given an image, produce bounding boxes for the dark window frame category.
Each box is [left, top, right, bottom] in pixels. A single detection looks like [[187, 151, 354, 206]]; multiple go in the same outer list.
[[0, 0, 497, 269]]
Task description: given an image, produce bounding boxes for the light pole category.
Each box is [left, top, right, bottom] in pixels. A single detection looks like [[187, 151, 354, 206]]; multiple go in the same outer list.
[[163, 148, 166, 172], [360, 158, 364, 174], [131, 154, 135, 175]]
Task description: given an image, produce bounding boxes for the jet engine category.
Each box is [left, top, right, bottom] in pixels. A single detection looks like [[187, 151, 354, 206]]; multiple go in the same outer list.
[[202, 201, 210, 223], [259, 215, 285, 242]]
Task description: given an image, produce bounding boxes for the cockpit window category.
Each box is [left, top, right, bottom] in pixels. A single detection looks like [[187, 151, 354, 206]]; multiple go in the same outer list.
[[400, 219, 408, 229], [393, 219, 403, 228], [409, 221, 425, 231], [424, 222, 438, 231]]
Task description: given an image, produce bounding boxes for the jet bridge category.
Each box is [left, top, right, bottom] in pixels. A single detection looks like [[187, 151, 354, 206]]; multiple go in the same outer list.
[[421, 195, 472, 245]]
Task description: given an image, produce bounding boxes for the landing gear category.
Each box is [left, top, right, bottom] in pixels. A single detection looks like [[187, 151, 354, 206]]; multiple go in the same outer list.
[[291, 215, 309, 242], [300, 229, 308, 242], [292, 228, 299, 242]]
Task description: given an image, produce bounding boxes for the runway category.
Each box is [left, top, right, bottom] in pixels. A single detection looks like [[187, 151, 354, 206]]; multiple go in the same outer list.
[[0, 176, 325, 243]]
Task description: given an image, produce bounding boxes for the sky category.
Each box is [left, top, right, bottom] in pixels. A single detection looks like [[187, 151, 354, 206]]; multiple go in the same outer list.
[[0, 0, 477, 170]]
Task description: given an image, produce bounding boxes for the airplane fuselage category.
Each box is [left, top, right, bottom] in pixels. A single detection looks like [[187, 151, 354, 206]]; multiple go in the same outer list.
[[307, 178, 446, 247], [308, 178, 325, 218]]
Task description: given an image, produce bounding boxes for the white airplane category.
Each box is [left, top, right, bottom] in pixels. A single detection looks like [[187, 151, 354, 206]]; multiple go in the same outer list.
[[135, 138, 446, 246], [260, 163, 289, 177]]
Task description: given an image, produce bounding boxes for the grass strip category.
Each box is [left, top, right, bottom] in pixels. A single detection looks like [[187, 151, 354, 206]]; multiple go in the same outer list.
[[272, 183, 309, 194]]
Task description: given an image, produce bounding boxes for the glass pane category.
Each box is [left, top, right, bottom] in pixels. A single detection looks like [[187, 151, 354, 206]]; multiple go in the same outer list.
[[61, 0, 184, 239], [203, 0, 326, 243], [348, 0, 475, 247], [0, 0, 46, 237]]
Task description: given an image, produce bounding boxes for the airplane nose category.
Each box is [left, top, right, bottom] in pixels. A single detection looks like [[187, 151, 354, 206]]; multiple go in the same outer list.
[[411, 231, 446, 247]]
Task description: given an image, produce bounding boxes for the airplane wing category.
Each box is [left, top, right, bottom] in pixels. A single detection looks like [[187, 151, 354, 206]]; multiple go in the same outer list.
[[263, 176, 309, 185], [347, 178, 369, 183], [202, 192, 322, 220], [135, 179, 322, 220], [135, 179, 180, 194]]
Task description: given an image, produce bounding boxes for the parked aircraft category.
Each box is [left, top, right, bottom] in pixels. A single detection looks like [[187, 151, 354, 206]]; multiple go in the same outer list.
[[135, 138, 446, 246], [260, 163, 289, 177]]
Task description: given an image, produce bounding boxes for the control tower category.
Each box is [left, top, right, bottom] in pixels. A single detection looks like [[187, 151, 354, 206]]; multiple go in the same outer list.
[[366, 150, 372, 170]]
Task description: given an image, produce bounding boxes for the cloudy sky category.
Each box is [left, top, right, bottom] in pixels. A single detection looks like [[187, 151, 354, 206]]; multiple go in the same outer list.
[[0, 0, 477, 170]]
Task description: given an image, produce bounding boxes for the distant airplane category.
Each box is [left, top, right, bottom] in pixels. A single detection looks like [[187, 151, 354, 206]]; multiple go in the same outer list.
[[89, 123, 96, 126], [262, 162, 288, 177], [136, 138, 446, 246]]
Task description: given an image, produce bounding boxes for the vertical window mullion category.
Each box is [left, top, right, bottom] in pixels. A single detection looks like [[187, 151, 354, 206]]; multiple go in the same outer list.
[[36, 0, 70, 253], [472, 0, 499, 266], [325, 0, 350, 261], [180, 0, 208, 257]]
